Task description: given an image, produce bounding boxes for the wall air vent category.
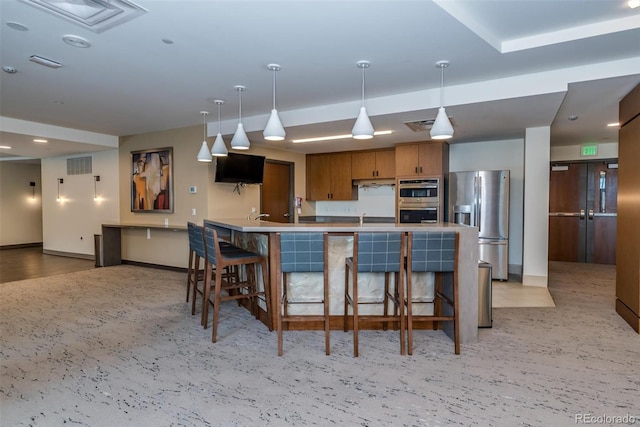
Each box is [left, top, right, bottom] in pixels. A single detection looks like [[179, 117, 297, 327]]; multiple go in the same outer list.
[[20, 0, 148, 33], [404, 117, 456, 132], [67, 156, 92, 175]]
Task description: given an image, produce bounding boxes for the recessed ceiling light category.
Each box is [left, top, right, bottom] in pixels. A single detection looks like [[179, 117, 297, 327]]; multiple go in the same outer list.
[[0, 145, 12, 149], [568, 115, 579, 121], [607, 122, 620, 127], [162, 38, 174, 44], [33, 138, 48, 143], [6, 21, 29, 31], [292, 130, 393, 143], [2, 66, 17, 74], [62, 34, 91, 48], [628, 0, 640, 9]]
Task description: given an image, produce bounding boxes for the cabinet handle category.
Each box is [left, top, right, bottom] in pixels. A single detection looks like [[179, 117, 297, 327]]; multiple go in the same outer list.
[[376, 171, 379, 176], [420, 166, 423, 173], [415, 166, 418, 173], [372, 171, 375, 177]]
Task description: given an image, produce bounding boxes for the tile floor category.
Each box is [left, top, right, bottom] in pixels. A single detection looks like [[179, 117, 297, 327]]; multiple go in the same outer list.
[[492, 279, 556, 308]]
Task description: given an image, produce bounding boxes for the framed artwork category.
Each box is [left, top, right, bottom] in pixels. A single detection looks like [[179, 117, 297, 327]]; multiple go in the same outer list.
[[131, 147, 174, 213]]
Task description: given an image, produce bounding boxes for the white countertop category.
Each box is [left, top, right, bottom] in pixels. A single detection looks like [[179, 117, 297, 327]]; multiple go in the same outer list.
[[206, 218, 471, 233]]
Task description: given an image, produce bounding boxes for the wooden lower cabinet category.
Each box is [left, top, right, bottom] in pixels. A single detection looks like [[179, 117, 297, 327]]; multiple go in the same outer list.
[[306, 152, 356, 201]]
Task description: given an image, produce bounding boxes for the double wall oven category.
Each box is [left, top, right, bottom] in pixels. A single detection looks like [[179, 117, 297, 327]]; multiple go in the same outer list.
[[397, 177, 441, 223]]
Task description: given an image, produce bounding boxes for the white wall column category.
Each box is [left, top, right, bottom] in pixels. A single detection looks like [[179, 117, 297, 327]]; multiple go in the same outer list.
[[522, 126, 550, 286]]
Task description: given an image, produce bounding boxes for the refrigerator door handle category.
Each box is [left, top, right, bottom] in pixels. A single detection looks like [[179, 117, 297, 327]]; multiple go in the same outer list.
[[476, 175, 482, 233]]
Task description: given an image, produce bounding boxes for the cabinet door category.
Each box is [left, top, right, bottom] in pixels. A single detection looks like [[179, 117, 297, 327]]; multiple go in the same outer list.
[[375, 149, 396, 178], [330, 152, 354, 200], [306, 154, 331, 201], [351, 151, 377, 179], [395, 144, 420, 177], [418, 142, 444, 176]]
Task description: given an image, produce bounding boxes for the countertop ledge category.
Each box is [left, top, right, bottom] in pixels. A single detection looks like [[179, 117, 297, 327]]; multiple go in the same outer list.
[[298, 216, 395, 224], [207, 218, 471, 233]]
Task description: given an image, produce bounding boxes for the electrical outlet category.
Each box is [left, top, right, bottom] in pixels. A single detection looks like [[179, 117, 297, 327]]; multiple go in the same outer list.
[[192, 208, 197, 216], [251, 207, 256, 213]]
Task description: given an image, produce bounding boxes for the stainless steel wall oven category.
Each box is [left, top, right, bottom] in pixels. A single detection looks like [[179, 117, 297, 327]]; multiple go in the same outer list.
[[397, 177, 441, 223]]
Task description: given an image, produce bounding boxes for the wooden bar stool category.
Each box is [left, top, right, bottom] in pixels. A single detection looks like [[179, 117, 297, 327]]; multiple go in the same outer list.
[[202, 226, 272, 342], [186, 222, 206, 315], [406, 231, 460, 355], [344, 232, 406, 357], [274, 232, 330, 356]]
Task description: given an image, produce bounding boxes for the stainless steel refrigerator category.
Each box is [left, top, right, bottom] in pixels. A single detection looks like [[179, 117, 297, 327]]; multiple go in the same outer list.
[[449, 170, 510, 280]]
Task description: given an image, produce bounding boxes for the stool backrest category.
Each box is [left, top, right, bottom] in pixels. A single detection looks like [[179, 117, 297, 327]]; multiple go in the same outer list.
[[203, 227, 221, 265], [408, 231, 458, 272], [279, 232, 326, 273], [355, 232, 404, 273], [187, 222, 206, 259]]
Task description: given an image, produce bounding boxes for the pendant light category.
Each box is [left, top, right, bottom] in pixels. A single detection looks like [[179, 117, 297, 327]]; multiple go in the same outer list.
[[230, 85, 250, 150], [263, 64, 285, 141], [430, 60, 454, 140], [351, 60, 374, 140], [211, 100, 228, 157], [197, 111, 212, 162]]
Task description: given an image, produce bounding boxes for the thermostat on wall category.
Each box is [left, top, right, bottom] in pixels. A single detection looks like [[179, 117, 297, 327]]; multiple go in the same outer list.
[[189, 186, 197, 194]]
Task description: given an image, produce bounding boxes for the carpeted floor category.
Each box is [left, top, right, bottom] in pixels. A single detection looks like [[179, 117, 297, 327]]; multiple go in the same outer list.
[[1, 262, 638, 426]]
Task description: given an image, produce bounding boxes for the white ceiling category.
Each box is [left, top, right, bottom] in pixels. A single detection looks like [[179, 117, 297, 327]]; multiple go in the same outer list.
[[1, 0, 639, 161]]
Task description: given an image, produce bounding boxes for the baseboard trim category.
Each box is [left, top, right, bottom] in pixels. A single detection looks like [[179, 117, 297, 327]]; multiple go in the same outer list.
[[121, 259, 187, 273], [616, 299, 640, 333], [42, 249, 94, 260], [1, 242, 43, 250], [522, 274, 548, 287]]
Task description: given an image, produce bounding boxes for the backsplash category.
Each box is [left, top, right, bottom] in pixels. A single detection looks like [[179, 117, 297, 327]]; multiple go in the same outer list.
[[314, 185, 395, 217]]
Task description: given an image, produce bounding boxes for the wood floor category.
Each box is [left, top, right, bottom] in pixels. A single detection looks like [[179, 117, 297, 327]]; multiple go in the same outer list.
[[0, 247, 95, 284]]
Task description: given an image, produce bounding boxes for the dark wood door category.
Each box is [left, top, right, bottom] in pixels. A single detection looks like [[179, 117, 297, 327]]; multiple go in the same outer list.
[[261, 161, 293, 223], [548, 160, 617, 264]]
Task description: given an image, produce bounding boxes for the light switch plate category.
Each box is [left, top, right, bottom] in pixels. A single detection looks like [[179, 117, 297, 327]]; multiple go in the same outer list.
[[189, 186, 197, 193]]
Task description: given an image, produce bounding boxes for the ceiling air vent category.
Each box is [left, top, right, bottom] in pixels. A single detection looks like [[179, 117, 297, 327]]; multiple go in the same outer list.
[[20, 0, 148, 33], [404, 117, 456, 132]]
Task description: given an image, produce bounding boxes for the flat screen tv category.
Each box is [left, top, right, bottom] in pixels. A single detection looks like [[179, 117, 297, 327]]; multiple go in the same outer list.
[[214, 153, 266, 184]]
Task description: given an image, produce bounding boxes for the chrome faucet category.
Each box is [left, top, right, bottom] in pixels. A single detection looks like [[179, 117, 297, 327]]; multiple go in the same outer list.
[[254, 213, 270, 220], [359, 213, 366, 226], [247, 211, 256, 220]]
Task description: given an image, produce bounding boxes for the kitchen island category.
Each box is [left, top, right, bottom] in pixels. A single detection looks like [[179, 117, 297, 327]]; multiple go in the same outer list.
[[206, 219, 479, 344]]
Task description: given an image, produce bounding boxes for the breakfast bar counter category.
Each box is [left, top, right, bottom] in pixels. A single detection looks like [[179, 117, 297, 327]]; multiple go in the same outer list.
[[207, 218, 479, 344]]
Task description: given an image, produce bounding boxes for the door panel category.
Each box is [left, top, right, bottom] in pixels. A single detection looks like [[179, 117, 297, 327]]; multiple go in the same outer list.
[[548, 161, 617, 264], [261, 161, 292, 223]]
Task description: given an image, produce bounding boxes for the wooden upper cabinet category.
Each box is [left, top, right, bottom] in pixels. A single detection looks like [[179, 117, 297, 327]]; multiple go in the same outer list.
[[395, 142, 448, 177], [306, 152, 356, 201], [351, 149, 395, 179]]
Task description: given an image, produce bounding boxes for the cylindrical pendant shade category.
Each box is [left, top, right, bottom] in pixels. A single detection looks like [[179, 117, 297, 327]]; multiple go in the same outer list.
[[197, 140, 212, 162], [352, 106, 374, 139], [430, 106, 454, 140], [231, 123, 250, 149], [211, 133, 228, 157], [263, 109, 286, 141]]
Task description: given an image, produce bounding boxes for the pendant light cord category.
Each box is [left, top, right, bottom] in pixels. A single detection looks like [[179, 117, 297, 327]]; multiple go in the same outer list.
[[217, 104, 221, 133], [361, 65, 366, 107], [238, 90, 242, 123], [272, 69, 277, 110], [203, 112, 207, 140], [440, 66, 445, 107]]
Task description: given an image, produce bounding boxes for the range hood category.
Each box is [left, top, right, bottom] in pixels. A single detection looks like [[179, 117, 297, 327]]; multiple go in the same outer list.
[[353, 178, 395, 187]]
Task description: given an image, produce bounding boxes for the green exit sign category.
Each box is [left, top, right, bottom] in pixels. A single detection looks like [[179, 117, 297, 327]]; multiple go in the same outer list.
[[581, 144, 598, 157]]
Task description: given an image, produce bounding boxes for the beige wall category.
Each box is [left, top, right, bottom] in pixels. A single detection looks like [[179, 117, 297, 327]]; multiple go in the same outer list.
[[41, 150, 120, 257], [118, 125, 307, 268], [0, 162, 43, 246]]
